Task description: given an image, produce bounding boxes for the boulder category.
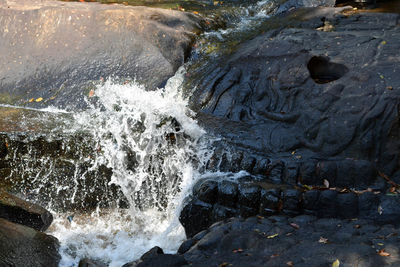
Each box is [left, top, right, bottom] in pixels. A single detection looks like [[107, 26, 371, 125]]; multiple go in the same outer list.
[[0, 190, 53, 231], [0, 0, 204, 110], [0, 218, 60, 267]]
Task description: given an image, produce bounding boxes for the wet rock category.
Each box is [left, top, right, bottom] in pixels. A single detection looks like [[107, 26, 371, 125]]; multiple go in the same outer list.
[[238, 183, 261, 209], [212, 204, 238, 222], [0, 190, 53, 231], [189, 9, 400, 183], [259, 187, 281, 216], [136, 254, 187, 267], [0, 218, 60, 267], [179, 199, 213, 238], [78, 258, 107, 267], [140, 246, 164, 260], [0, 0, 204, 110], [192, 179, 218, 204], [217, 180, 238, 208]]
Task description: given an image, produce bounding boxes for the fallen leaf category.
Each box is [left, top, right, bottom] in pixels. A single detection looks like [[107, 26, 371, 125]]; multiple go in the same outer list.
[[218, 263, 229, 267], [380, 75, 385, 79], [390, 186, 396, 193], [286, 261, 294, 267], [381, 41, 387, 45], [291, 150, 296, 155], [267, 233, 279, 239], [354, 224, 361, 229], [387, 86, 393, 90], [290, 223, 300, 229], [270, 254, 279, 258], [232, 248, 243, 253], [193, 11, 199, 14], [35, 97, 43, 102], [332, 259, 340, 267], [88, 89, 95, 97], [378, 249, 390, 257], [29, 98, 34, 102], [323, 179, 330, 188], [319, 237, 328, 244], [377, 243, 384, 246], [378, 205, 383, 215]]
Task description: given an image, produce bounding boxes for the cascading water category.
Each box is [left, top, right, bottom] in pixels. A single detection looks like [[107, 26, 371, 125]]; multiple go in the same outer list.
[[42, 68, 214, 266], [1, 1, 295, 265]]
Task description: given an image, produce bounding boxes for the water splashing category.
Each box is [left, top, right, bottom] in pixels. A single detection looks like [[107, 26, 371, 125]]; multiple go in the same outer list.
[[46, 68, 213, 266]]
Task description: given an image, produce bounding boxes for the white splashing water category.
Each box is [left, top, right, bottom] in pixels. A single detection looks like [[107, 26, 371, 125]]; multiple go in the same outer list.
[[47, 68, 213, 267]]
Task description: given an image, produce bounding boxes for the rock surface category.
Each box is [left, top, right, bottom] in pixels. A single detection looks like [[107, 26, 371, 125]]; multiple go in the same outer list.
[[0, 218, 60, 267], [0, 0, 204, 110], [180, 175, 400, 238], [189, 9, 400, 182], [179, 215, 400, 267], [0, 190, 53, 231]]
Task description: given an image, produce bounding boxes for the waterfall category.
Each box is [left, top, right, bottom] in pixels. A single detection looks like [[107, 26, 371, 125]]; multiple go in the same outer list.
[[46, 68, 213, 266]]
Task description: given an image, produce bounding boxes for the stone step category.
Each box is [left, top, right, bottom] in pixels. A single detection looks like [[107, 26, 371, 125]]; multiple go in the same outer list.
[[180, 174, 400, 237]]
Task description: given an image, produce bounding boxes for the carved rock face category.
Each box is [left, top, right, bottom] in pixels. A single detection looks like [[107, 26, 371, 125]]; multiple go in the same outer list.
[[189, 11, 400, 178]]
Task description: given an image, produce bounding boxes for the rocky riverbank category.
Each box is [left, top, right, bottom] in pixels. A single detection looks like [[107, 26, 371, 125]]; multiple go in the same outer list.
[[1, 0, 400, 266]]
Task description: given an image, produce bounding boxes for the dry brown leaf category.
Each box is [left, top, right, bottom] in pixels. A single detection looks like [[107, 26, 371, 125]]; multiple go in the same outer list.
[[218, 263, 229, 267], [354, 224, 361, 229], [378, 249, 390, 257], [323, 179, 329, 188], [319, 237, 328, 244], [270, 254, 279, 258], [290, 223, 300, 229], [286, 261, 294, 267]]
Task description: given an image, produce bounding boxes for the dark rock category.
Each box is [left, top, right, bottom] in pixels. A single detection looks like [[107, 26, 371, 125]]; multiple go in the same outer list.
[[267, 161, 285, 184], [238, 184, 261, 208], [303, 190, 320, 215], [177, 239, 196, 254], [317, 190, 338, 218], [179, 199, 213, 238], [282, 189, 302, 216], [181, 214, 396, 267], [259, 187, 281, 216], [217, 180, 238, 208], [336, 193, 358, 219], [358, 191, 379, 219], [212, 204, 238, 222], [189, 9, 400, 184], [193, 179, 218, 204], [140, 246, 164, 260], [0, 190, 53, 231], [0, 218, 60, 267], [137, 254, 187, 267], [78, 258, 107, 267], [376, 195, 400, 224], [0, 0, 204, 110]]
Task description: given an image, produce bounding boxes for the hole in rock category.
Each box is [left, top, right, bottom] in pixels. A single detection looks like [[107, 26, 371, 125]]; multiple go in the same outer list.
[[307, 56, 349, 84]]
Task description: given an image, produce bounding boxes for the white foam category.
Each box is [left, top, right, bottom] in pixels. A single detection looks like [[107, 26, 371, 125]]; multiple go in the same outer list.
[[48, 68, 213, 266]]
